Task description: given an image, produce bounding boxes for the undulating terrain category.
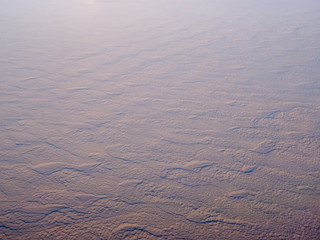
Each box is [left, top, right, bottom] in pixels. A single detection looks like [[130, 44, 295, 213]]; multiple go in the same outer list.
[[0, 0, 319, 239]]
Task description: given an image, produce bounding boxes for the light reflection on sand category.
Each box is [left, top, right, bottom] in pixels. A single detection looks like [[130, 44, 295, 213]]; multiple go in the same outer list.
[[0, 0, 319, 239]]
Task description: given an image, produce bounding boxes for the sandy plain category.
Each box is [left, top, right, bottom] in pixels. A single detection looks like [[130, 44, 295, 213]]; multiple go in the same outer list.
[[0, 0, 319, 239]]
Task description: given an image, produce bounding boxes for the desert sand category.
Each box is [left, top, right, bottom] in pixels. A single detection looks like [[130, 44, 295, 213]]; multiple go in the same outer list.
[[0, 0, 319, 239]]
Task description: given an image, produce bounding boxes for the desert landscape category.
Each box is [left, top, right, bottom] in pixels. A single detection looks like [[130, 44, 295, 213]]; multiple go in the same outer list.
[[0, 0, 319, 239]]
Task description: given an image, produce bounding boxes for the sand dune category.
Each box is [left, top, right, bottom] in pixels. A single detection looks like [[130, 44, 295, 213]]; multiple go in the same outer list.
[[0, 0, 319, 239]]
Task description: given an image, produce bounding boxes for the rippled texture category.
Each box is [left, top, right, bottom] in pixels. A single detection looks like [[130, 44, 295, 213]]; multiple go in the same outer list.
[[0, 0, 320, 239]]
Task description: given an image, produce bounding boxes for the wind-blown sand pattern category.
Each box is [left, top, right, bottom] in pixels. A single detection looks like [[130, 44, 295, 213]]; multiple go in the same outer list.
[[0, 0, 319, 239]]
